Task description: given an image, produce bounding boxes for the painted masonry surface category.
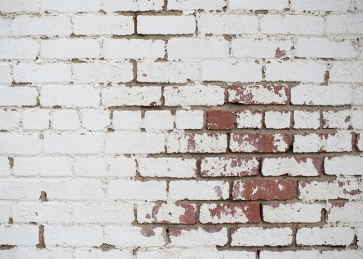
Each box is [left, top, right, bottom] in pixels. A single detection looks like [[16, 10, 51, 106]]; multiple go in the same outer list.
[[0, 0, 363, 258]]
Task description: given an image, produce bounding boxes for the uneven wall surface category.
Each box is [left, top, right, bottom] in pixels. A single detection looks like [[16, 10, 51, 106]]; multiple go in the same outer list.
[[0, 0, 363, 258]]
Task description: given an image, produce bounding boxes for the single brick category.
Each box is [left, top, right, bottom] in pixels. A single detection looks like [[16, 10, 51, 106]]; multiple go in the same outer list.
[[0, 111, 21, 130], [293, 133, 352, 153], [357, 133, 363, 151], [14, 63, 71, 83], [169, 227, 228, 247], [51, 110, 80, 131], [143, 110, 174, 131], [108, 180, 167, 201], [198, 14, 258, 35], [103, 0, 164, 12], [229, 0, 288, 10], [82, 110, 110, 131], [45, 226, 103, 246], [41, 0, 101, 12], [104, 226, 165, 247], [231, 227, 293, 246], [260, 251, 320, 259], [265, 111, 291, 129], [291, 0, 350, 11], [294, 110, 320, 129], [296, 227, 354, 246], [0, 225, 38, 246], [13, 157, 73, 177], [265, 60, 326, 83], [201, 157, 259, 177], [262, 157, 322, 176], [233, 180, 296, 200], [40, 86, 100, 108], [73, 202, 134, 224], [175, 110, 203, 129], [325, 156, 363, 176], [13, 202, 73, 224], [102, 86, 161, 107], [169, 180, 229, 201], [232, 38, 292, 58], [22, 111, 49, 130], [137, 158, 197, 178], [73, 63, 133, 83], [200, 203, 260, 224], [167, 0, 226, 10], [138, 62, 199, 83], [230, 133, 290, 153], [43, 135, 103, 155], [295, 38, 356, 58], [236, 110, 263, 129], [103, 39, 165, 60], [291, 85, 352, 105], [298, 180, 361, 201], [73, 15, 133, 35], [261, 15, 324, 35], [105, 133, 165, 154], [263, 203, 323, 223], [322, 110, 351, 129], [228, 85, 288, 105], [167, 133, 227, 153], [201, 61, 262, 82], [326, 14, 363, 34], [164, 86, 224, 107], [168, 38, 229, 60], [137, 249, 256, 259], [0, 135, 41, 155], [327, 202, 363, 223], [137, 203, 197, 224], [137, 16, 195, 35], [207, 110, 234, 130], [113, 111, 142, 131]]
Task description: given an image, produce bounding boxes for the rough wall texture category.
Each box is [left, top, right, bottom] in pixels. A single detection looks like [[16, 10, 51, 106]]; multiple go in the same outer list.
[[0, 0, 363, 258]]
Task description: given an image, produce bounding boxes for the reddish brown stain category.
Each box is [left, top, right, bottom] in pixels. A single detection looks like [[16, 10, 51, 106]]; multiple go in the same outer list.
[[208, 203, 260, 223], [140, 227, 155, 237], [187, 134, 196, 151], [168, 227, 198, 237], [206, 110, 235, 130], [231, 133, 290, 153], [179, 204, 197, 224], [203, 227, 223, 233], [330, 202, 346, 208], [275, 47, 286, 58], [151, 204, 161, 221], [232, 180, 296, 200]]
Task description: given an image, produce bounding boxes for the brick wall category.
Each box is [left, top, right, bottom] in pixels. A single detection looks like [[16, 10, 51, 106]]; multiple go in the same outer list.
[[0, 0, 363, 258]]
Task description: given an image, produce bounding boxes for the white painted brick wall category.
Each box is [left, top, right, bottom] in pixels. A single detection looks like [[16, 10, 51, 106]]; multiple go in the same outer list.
[[1, 0, 362, 256]]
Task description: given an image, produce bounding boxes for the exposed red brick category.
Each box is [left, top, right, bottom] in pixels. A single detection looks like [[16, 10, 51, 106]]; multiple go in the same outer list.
[[230, 133, 290, 153], [233, 180, 296, 200], [179, 204, 197, 224], [207, 110, 235, 130], [207, 203, 260, 223]]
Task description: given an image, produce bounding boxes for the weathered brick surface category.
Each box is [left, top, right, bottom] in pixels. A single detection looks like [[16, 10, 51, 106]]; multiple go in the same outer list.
[[0, 0, 361, 257]]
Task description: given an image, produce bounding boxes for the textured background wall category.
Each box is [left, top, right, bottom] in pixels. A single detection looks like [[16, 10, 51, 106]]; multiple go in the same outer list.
[[0, 0, 363, 258]]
